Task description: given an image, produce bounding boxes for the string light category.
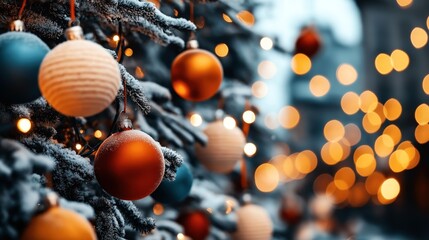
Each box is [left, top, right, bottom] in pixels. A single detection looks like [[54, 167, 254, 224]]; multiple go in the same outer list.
[[223, 116, 236, 129], [124, 48, 133, 57], [153, 203, 164, 215], [260, 37, 273, 50], [75, 143, 82, 150], [242, 110, 256, 124], [222, 13, 232, 23], [94, 130, 103, 139], [244, 142, 257, 157], [189, 113, 203, 127], [17, 118, 32, 133], [112, 34, 120, 42], [215, 43, 229, 57], [379, 178, 400, 201], [177, 233, 185, 240]]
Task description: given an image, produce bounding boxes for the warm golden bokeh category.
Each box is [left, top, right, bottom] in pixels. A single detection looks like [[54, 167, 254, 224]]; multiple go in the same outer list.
[[255, 163, 279, 192], [383, 124, 402, 146], [390, 49, 409, 72], [313, 174, 333, 193], [383, 98, 402, 121], [278, 106, 300, 129], [344, 123, 362, 146], [244, 142, 257, 157], [153, 203, 164, 215], [415, 103, 429, 125], [324, 120, 345, 142], [334, 167, 355, 190], [291, 53, 312, 75], [389, 149, 409, 173], [353, 145, 374, 161], [260, 37, 273, 50], [374, 134, 395, 158], [355, 153, 376, 177], [295, 150, 318, 174], [17, 118, 32, 133], [348, 182, 370, 207], [415, 124, 429, 144], [222, 13, 232, 23], [336, 64, 358, 85], [374, 53, 393, 75], [258, 60, 277, 79], [189, 113, 203, 127], [341, 91, 361, 115], [397, 141, 420, 170], [321, 142, 344, 165], [362, 112, 382, 134], [410, 27, 428, 49], [214, 43, 229, 57], [374, 102, 386, 124], [326, 181, 349, 204], [396, 0, 413, 8], [360, 90, 378, 113], [422, 74, 429, 95], [365, 172, 385, 195], [252, 81, 268, 98], [309, 75, 330, 97], [124, 48, 133, 57], [236, 10, 255, 26], [379, 178, 400, 201], [242, 110, 256, 124]]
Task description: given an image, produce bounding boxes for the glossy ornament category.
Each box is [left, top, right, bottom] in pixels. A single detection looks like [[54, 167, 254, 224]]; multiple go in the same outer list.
[[0, 31, 49, 104], [39, 40, 120, 117], [177, 211, 210, 240], [94, 129, 165, 200], [21, 206, 96, 240], [195, 121, 245, 173], [232, 204, 273, 240], [171, 49, 223, 102], [151, 163, 193, 204], [295, 26, 322, 58]]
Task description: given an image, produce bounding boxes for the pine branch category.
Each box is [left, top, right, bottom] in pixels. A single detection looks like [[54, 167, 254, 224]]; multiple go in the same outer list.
[[161, 147, 183, 181], [115, 199, 156, 235]]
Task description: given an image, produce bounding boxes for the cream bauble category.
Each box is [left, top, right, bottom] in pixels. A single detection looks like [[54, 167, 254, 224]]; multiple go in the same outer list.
[[195, 121, 245, 173], [39, 40, 120, 117], [232, 204, 273, 240]]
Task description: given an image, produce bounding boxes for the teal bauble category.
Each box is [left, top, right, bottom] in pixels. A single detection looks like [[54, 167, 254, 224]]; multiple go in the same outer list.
[[0, 31, 49, 104], [151, 164, 193, 204]]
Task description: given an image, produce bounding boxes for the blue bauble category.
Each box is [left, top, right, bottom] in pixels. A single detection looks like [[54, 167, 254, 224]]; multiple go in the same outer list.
[[0, 31, 49, 104], [151, 163, 193, 204]]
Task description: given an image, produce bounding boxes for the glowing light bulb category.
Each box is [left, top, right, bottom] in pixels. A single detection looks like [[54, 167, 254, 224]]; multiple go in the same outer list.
[[75, 143, 82, 150], [242, 110, 256, 124], [177, 233, 185, 240], [94, 130, 103, 139], [223, 116, 236, 129], [112, 35, 120, 42], [260, 37, 273, 50], [17, 118, 32, 133], [190, 113, 203, 127], [244, 142, 257, 157]]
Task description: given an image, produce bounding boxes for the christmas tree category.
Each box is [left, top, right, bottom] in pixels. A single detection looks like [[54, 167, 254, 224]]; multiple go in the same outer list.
[[1, 0, 429, 239]]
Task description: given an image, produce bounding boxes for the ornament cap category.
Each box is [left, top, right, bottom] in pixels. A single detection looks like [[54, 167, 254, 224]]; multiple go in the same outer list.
[[10, 20, 25, 32], [65, 26, 84, 40], [118, 112, 133, 131], [186, 39, 199, 49]]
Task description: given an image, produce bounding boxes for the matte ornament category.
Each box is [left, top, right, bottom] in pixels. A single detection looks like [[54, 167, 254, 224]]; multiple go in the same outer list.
[[151, 163, 193, 204], [21, 206, 96, 240], [177, 211, 210, 240], [233, 204, 273, 240], [94, 129, 165, 200], [295, 26, 321, 58], [195, 121, 245, 173], [39, 40, 120, 117], [171, 49, 223, 102], [0, 32, 49, 104]]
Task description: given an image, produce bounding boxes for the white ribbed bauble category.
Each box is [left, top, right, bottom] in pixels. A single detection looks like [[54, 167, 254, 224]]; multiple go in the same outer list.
[[232, 204, 273, 240], [39, 40, 120, 117], [195, 120, 245, 173]]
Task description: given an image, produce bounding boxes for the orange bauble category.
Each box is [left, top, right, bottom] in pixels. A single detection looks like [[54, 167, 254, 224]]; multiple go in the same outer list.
[[21, 206, 96, 240], [295, 26, 322, 58], [171, 49, 223, 102], [94, 129, 165, 200], [195, 121, 245, 173]]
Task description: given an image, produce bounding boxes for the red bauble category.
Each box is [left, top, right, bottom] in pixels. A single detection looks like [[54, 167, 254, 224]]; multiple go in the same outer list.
[[94, 129, 165, 200], [295, 26, 322, 58], [171, 49, 223, 102], [177, 211, 211, 240], [280, 194, 304, 225]]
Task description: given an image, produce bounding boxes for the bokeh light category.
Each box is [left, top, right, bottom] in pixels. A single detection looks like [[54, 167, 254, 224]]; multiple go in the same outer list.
[[374, 134, 395, 158], [341, 91, 361, 115], [295, 150, 318, 174], [374, 53, 393, 75], [365, 172, 385, 195], [17, 118, 32, 133], [309, 75, 330, 97], [278, 106, 300, 129], [383, 124, 402, 145], [321, 142, 343, 165], [334, 167, 355, 190], [236, 10, 255, 26], [260, 37, 273, 50], [362, 112, 382, 134], [344, 123, 362, 146], [255, 163, 279, 192], [252, 81, 268, 98], [396, 0, 413, 8], [223, 116, 236, 129], [324, 120, 345, 142], [153, 203, 164, 215], [410, 27, 428, 49], [258, 60, 277, 79], [190, 113, 203, 127], [242, 110, 256, 124], [390, 49, 409, 72], [415, 103, 429, 125], [379, 178, 400, 201], [244, 142, 257, 157], [291, 53, 311, 75], [222, 13, 232, 23], [383, 98, 402, 121], [336, 64, 358, 85], [215, 43, 229, 57], [422, 74, 429, 95], [360, 90, 378, 113], [348, 182, 370, 207]]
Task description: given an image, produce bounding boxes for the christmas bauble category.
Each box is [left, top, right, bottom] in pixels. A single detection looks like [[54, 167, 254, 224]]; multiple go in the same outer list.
[[171, 49, 223, 102], [39, 40, 120, 117], [280, 194, 304, 225], [177, 211, 210, 240], [94, 129, 165, 200], [0, 32, 49, 104], [151, 163, 193, 204], [232, 204, 273, 240], [195, 121, 245, 173], [295, 26, 321, 58], [21, 206, 96, 240]]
